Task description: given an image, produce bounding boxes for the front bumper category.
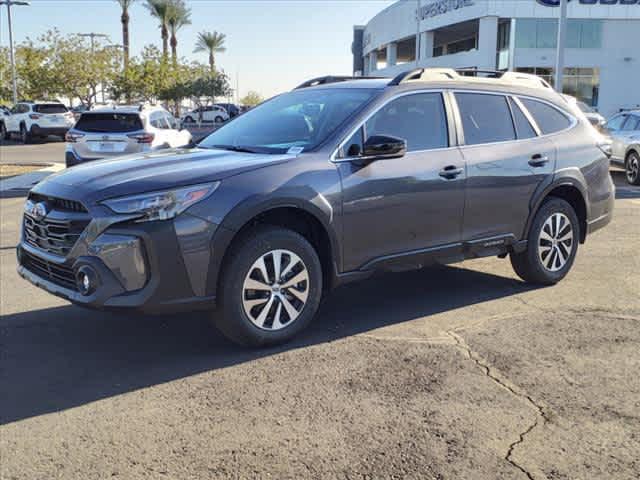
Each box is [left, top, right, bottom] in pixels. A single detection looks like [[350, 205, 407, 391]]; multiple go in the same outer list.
[[17, 211, 221, 314]]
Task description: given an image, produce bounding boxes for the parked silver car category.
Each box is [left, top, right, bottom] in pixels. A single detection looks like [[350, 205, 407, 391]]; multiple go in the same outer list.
[[603, 110, 640, 185], [65, 104, 192, 167]]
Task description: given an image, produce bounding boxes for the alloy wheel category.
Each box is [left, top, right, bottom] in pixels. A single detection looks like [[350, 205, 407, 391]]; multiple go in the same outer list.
[[242, 249, 310, 331], [538, 213, 574, 272], [627, 154, 640, 184], [20, 125, 27, 143]]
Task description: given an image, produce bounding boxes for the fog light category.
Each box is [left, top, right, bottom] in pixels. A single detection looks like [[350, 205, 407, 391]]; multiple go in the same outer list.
[[76, 266, 98, 296]]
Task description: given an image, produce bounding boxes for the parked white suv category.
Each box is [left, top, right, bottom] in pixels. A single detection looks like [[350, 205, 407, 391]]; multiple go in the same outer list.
[[3, 101, 75, 143], [65, 105, 192, 167], [180, 105, 229, 124]]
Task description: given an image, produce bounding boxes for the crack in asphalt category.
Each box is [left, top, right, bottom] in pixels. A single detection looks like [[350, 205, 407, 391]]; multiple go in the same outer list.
[[446, 331, 549, 480]]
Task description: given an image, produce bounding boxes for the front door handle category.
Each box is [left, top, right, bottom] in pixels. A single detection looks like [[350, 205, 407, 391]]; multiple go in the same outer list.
[[529, 154, 550, 167], [439, 165, 464, 180]]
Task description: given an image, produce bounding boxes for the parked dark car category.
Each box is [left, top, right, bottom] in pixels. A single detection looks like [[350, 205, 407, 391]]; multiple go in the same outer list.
[[216, 103, 240, 118], [17, 69, 615, 347]]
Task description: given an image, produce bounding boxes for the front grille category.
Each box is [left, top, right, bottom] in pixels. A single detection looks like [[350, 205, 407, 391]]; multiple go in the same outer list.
[[28, 193, 87, 213], [21, 250, 77, 291], [23, 214, 90, 256]]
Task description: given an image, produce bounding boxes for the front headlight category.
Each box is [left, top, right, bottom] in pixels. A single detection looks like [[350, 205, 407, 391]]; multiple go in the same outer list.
[[101, 182, 220, 222]]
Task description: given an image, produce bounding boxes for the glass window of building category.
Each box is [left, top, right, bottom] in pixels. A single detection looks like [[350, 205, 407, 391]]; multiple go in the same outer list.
[[396, 37, 416, 65], [515, 19, 601, 49]]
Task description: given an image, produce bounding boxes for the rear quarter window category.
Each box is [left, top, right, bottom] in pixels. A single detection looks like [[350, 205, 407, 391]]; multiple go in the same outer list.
[[520, 98, 572, 135], [75, 113, 144, 133], [33, 104, 68, 114]]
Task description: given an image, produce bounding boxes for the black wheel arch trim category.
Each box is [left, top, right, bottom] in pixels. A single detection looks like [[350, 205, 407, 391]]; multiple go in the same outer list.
[[525, 173, 590, 244], [204, 196, 341, 298]]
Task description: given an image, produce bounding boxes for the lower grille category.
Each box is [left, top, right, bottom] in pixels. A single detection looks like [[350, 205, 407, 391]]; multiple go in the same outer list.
[[23, 214, 90, 256], [21, 250, 77, 291]]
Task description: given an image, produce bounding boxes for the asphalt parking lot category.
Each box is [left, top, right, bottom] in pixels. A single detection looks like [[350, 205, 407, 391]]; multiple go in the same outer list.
[[0, 143, 638, 479]]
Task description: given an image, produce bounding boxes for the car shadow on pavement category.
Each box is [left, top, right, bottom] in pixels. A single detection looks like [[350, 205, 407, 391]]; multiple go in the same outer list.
[[0, 264, 538, 425]]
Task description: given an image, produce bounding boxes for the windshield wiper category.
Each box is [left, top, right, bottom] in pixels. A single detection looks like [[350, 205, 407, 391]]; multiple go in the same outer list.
[[209, 144, 260, 153]]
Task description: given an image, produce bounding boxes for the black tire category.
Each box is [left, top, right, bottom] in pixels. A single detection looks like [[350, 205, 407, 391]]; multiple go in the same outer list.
[[19, 124, 31, 144], [214, 226, 323, 347], [626, 151, 640, 186], [0, 122, 7, 141], [214, 116, 224, 123], [184, 116, 194, 124], [510, 197, 580, 285]]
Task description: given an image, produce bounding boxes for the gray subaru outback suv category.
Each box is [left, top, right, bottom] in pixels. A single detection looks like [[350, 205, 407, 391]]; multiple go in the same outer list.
[[17, 69, 615, 347]]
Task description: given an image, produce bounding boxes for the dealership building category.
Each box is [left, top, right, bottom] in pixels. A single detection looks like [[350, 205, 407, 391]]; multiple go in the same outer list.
[[352, 0, 640, 116]]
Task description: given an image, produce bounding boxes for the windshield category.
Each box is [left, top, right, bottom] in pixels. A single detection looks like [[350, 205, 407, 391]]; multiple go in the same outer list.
[[198, 88, 379, 154]]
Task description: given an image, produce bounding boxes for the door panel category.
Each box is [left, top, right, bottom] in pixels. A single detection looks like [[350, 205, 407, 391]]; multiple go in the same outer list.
[[339, 148, 466, 272], [461, 137, 556, 241]]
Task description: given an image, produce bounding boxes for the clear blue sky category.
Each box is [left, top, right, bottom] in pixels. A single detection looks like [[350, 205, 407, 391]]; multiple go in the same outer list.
[[0, 0, 395, 100]]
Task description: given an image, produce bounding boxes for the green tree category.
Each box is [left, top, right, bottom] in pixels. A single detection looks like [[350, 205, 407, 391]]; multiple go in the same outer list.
[[110, 44, 173, 102], [194, 31, 226, 72], [167, 0, 191, 64], [116, 0, 136, 70], [145, 0, 172, 59], [240, 91, 264, 107], [0, 47, 11, 102]]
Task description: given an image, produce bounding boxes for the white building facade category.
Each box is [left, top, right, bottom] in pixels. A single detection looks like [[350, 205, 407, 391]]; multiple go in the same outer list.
[[353, 0, 640, 116]]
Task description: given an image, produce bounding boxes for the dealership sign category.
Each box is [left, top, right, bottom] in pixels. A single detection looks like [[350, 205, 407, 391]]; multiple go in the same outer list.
[[536, 0, 639, 5], [417, 0, 474, 20]]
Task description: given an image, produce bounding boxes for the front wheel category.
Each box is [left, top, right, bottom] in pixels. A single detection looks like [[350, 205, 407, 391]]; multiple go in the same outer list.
[[214, 116, 224, 124], [183, 116, 194, 124], [510, 197, 579, 285], [626, 151, 640, 186], [0, 122, 7, 141], [214, 226, 323, 347]]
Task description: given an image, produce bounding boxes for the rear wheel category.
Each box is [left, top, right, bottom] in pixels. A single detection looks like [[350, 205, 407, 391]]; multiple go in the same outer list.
[[214, 116, 224, 124], [184, 116, 194, 124], [626, 151, 640, 186], [0, 122, 7, 141], [510, 197, 579, 285], [214, 226, 323, 347]]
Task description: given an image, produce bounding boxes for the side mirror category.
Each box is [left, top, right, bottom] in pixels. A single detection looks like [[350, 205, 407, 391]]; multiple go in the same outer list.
[[362, 135, 407, 160]]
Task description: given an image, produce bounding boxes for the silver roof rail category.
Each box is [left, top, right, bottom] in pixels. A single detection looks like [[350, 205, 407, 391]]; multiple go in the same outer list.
[[389, 68, 553, 90]]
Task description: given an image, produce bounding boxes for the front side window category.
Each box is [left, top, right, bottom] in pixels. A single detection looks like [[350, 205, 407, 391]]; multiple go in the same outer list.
[[199, 88, 378, 154], [364, 93, 449, 152], [520, 98, 571, 135], [456, 93, 516, 146]]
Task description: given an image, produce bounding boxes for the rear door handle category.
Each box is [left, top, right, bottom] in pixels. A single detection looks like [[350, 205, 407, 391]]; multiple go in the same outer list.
[[439, 165, 464, 180], [529, 154, 550, 167]]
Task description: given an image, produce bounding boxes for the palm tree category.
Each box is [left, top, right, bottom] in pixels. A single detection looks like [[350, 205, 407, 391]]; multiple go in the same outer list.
[[116, 0, 136, 69], [167, 0, 191, 64], [145, 0, 171, 59], [194, 31, 226, 72]]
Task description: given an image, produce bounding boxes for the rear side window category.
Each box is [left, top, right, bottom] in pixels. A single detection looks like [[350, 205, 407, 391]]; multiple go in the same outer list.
[[150, 111, 169, 129], [364, 92, 449, 152], [75, 113, 143, 133], [509, 98, 537, 139], [33, 104, 68, 114], [456, 93, 516, 146], [519, 98, 571, 135]]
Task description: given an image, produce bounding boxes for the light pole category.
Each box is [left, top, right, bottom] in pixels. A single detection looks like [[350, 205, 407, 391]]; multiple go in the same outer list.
[[78, 32, 109, 104], [554, 0, 568, 93], [1, 0, 30, 104]]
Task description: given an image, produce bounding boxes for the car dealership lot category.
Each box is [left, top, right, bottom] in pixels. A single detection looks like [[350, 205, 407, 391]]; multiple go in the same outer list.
[[0, 170, 638, 479]]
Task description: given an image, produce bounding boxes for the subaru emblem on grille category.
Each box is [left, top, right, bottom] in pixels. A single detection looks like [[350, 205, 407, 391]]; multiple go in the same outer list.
[[25, 200, 49, 221]]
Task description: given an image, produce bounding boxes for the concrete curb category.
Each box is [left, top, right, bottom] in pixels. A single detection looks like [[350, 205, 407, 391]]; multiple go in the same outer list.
[[0, 163, 65, 198]]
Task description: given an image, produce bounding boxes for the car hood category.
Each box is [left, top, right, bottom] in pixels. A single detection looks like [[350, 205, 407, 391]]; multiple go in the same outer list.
[[33, 147, 295, 203]]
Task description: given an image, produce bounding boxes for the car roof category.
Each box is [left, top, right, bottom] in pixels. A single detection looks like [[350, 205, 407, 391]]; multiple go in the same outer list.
[[87, 105, 165, 115]]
